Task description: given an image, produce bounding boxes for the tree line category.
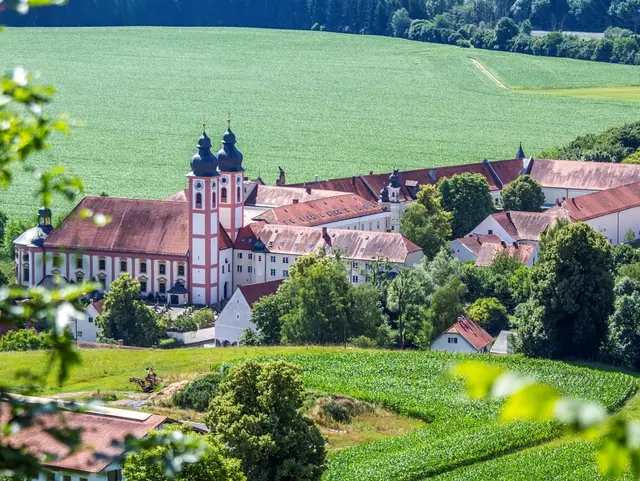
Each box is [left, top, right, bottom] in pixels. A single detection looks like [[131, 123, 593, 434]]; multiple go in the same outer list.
[[3, 0, 640, 66]]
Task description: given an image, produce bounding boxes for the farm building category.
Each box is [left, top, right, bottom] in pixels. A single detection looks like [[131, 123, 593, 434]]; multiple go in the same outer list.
[[215, 279, 284, 346], [431, 318, 494, 354], [13, 123, 423, 307], [2, 396, 166, 481], [549, 180, 640, 245]]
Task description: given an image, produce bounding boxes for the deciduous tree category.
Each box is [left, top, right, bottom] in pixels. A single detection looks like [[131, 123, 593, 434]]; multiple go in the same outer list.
[[400, 185, 452, 260], [467, 297, 508, 334], [204, 361, 326, 481], [500, 175, 545, 212], [437, 173, 494, 238], [250, 291, 287, 345], [517, 222, 614, 359], [96, 273, 161, 347]]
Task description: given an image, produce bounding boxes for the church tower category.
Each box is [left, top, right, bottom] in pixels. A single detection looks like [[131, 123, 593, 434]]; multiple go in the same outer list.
[[216, 120, 245, 242], [188, 125, 220, 305]]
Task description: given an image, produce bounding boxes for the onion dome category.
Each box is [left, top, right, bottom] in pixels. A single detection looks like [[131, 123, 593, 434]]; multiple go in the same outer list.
[[216, 120, 244, 173], [379, 186, 390, 203], [190, 127, 219, 177], [516, 142, 526, 159], [388, 168, 400, 189], [38, 206, 53, 235]]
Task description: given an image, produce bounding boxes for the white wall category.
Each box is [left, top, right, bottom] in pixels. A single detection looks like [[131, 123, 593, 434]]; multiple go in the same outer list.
[[215, 289, 253, 345], [450, 240, 478, 263], [167, 326, 216, 345], [431, 333, 478, 353], [70, 303, 103, 343], [469, 216, 515, 242]]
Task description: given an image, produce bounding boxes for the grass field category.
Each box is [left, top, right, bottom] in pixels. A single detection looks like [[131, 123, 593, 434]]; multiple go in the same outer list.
[[518, 86, 640, 102], [0, 347, 635, 480], [1, 27, 639, 218]]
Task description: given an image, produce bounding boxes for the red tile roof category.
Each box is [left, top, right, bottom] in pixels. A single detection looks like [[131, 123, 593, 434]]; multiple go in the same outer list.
[[244, 184, 345, 207], [218, 223, 234, 250], [253, 194, 384, 227], [474, 241, 535, 267], [445, 317, 494, 351], [528, 159, 640, 191], [560, 180, 640, 221], [456, 233, 502, 256], [238, 279, 284, 308], [0, 402, 165, 473], [93, 299, 104, 315], [235, 222, 422, 264], [490, 210, 566, 241], [287, 176, 380, 202], [44, 197, 190, 257], [165, 189, 187, 202]]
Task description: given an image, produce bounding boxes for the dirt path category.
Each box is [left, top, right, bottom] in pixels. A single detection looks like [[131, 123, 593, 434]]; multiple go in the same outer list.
[[470, 58, 509, 90]]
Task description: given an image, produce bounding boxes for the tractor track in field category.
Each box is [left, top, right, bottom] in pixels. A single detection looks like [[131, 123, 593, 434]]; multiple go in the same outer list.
[[470, 58, 509, 90]]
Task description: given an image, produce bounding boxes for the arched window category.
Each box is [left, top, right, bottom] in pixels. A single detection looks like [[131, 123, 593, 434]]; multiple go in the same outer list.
[[195, 192, 202, 209], [212, 191, 216, 208], [221, 188, 227, 203], [237, 186, 241, 201]]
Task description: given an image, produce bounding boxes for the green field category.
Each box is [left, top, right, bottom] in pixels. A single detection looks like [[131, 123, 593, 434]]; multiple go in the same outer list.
[[519, 86, 640, 102], [1, 27, 639, 218], [1, 347, 635, 480]]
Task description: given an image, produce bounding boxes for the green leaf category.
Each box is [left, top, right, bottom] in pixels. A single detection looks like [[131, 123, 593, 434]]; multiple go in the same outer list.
[[501, 383, 560, 421]]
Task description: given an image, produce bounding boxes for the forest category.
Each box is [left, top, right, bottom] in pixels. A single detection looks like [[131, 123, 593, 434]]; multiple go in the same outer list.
[[2, 0, 637, 34]]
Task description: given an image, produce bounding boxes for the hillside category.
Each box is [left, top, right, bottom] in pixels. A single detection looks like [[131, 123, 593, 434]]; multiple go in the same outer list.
[[1, 27, 639, 218], [0, 347, 635, 480]]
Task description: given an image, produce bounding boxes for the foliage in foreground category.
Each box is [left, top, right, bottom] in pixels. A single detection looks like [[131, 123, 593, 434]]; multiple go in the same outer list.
[[453, 360, 640, 478], [123, 428, 246, 481], [205, 360, 326, 481]]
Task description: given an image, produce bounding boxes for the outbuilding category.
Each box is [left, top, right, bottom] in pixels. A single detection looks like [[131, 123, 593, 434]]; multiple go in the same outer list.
[[431, 318, 493, 354]]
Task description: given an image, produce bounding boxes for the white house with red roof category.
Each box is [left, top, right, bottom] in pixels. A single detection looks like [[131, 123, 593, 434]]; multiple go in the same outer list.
[[214, 279, 284, 346], [431, 318, 494, 354], [13, 123, 423, 308]]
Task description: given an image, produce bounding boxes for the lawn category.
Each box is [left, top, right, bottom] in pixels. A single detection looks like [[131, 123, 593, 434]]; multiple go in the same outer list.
[[1, 27, 639, 218], [0, 347, 635, 481]]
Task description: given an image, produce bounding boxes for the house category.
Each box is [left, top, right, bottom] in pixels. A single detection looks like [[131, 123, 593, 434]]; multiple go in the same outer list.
[[287, 155, 640, 222], [474, 241, 535, 267], [253, 193, 388, 232], [453, 210, 567, 264], [215, 279, 284, 346], [450, 234, 502, 263], [70, 299, 104, 343], [431, 318, 493, 354], [1, 396, 166, 481], [13, 122, 423, 307], [551, 180, 640, 245], [490, 330, 517, 355]]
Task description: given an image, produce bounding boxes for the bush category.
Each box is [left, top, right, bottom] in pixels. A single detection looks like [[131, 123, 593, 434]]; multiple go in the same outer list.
[[158, 337, 182, 349], [349, 335, 377, 348], [173, 371, 226, 411], [192, 308, 216, 328], [320, 399, 352, 423], [0, 329, 51, 352]]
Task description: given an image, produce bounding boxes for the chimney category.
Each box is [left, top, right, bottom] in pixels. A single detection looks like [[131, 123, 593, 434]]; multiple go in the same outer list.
[[293, 199, 299, 204], [322, 227, 330, 244], [501, 240, 507, 248], [505, 211, 511, 221], [352, 176, 356, 186], [513, 242, 518, 249], [314, 175, 319, 183], [305, 184, 311, 194], [369, 170, 374, 175], [276, 166, 286, 186]]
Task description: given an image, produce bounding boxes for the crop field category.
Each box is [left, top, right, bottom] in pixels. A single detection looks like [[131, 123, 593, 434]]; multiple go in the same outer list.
[[1, 27, 639, 218], [1, 348, 635, 480]]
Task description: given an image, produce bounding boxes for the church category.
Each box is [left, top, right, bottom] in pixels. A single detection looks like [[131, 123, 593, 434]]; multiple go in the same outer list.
[[13, 122, 423, 306]]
